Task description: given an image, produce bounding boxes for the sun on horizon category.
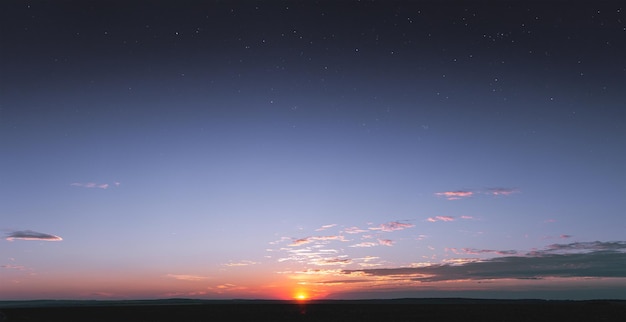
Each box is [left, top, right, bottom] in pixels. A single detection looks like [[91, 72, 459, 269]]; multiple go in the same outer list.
[[294, 291, 310, 301]]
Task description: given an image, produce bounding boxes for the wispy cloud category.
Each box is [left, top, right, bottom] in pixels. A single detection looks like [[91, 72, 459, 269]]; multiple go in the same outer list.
[[289, 235, 348, 246], [340, 241, 626, 282], [1, 264, 26, 270], [315, 224, 337, 231], [368, 221, 414, 232], [71, 182, 118, 189], [486, 187, 519, 196], [435, 190, 473, 200], [5, 230, 62, 241], [378, 239, 394, 246], [343, 226, 368, 234], [223, 260, 258, 267], [166, 274, 209, 281], [310, 257, 352, 266], [350, 239, 394, 248], [268, 237, 292, 245], [435, 188, 519, 200], [460, 248, 518, 255], [427, 216, 455, 222], [350, 242, 379, 248]]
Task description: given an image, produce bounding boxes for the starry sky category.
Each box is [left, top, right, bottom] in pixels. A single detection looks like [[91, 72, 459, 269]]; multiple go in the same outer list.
[[1, 1, 625, 300]]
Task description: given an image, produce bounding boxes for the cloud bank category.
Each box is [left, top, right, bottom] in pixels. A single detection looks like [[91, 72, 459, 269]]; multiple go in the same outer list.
[[340, 241, 626, 282], [5, 230, 63, 241]]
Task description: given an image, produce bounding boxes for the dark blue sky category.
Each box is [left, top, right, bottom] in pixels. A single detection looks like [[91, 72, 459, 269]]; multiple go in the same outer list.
[[1, 1, 625, 300]]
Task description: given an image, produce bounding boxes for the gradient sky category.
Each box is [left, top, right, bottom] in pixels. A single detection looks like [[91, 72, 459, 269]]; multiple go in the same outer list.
[[1, 1, 625, 300]]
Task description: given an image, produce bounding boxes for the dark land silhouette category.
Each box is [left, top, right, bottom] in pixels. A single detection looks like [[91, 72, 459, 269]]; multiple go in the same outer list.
[[1, 298, 625, 322]]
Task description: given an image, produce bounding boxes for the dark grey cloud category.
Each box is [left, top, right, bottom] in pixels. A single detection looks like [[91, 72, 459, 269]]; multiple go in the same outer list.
[[5, 230, 63, 241], [462, 248, 518, 255], [542, 241, 626, 253], [341, 241, 626, 282]]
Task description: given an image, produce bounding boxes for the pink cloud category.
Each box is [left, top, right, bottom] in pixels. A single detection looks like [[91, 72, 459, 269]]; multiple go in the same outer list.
[[378, 239, 394, 246], [427, 216, 455, 222], [289, 235, 348, 246], [369, 221, 414, 232], [435, 191, 473, 200]]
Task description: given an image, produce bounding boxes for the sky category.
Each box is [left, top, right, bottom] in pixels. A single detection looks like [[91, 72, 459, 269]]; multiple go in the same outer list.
[[1, 1, 625, 301]]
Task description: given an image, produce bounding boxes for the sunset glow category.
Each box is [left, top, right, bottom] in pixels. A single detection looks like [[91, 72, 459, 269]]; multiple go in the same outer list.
[[1, 1, 625, 301]]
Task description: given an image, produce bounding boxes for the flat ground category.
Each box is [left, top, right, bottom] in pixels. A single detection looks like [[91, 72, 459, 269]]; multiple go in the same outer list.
[[1, 300, 625, 322]]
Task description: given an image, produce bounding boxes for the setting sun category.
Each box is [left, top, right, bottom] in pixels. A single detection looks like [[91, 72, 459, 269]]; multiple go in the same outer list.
[[294, 292, 309, 301]]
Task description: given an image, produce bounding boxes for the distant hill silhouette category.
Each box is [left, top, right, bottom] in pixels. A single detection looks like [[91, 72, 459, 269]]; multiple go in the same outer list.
[[1, 298, 625, 322]]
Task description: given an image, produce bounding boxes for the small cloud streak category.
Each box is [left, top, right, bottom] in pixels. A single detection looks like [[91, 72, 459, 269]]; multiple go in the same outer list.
[[5, 230, 62, 241], [315, 224, 337, 231], [223, 260, 258, 267], [369, 221, 414, 232], [350, 242, 379, 248], [436, 188, 518, 200], [487, 187, 519, 196], [427, 216, 455, 222], [461, 248, 518, 255], [289, 235, 348, 246], [1, 264, 26, 270], [350, 239, 394, 248], [343, 226, 368, 234], [71, 182, 117, 189], [435, 191, 473, 200], [166, 274, 209, 281]]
